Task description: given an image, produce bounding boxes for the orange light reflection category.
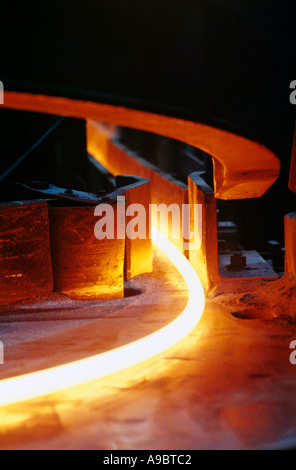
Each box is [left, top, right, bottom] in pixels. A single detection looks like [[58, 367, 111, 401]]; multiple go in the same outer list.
[[0, 228, 205, 407]]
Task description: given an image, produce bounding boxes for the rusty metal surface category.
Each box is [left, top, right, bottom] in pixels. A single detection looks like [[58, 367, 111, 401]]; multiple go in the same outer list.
[[0, 200, 53, 305], [0, 177, 154, 302], [49, 204, 126, 300]]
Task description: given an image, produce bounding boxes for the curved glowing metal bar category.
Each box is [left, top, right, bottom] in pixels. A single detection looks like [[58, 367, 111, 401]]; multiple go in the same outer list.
[[0, 228, 205, 408], [4, 91, 281, 200]]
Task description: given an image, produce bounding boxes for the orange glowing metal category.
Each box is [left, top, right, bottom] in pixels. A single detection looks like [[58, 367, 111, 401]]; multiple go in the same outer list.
[[4, 91, 280, 201], [0, 228, 205, 408]]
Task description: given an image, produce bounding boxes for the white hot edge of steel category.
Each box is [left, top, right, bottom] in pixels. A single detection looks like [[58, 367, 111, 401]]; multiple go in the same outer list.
[[0, 228, 205, 407]]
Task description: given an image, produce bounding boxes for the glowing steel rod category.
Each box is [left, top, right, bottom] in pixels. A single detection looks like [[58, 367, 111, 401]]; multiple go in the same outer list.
[[0, 228, 205, 407]]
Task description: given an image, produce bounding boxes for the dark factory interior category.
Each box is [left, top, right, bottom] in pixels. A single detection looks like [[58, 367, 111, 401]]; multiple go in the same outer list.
[[0, 0, 295, 451]]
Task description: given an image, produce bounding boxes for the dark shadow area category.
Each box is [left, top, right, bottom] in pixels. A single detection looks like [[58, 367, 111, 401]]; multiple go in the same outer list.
[[124, 286, 142, 299]]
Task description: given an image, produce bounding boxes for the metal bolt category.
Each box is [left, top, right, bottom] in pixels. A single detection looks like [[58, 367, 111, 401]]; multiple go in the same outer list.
[[230, 253, 247, 269]]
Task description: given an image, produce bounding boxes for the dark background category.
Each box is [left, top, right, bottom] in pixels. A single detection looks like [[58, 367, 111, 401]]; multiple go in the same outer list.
[[0, 0, 295, 263], [1, 0, 295, 161]]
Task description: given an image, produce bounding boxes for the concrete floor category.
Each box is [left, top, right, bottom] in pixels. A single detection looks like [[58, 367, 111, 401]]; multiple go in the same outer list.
[[0, 248, 296, 450]]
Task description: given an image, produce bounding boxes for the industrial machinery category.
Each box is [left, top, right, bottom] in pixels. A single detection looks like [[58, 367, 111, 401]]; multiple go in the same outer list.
[[0, 0, 295, 450]]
